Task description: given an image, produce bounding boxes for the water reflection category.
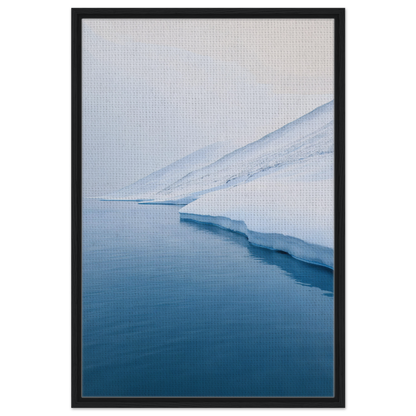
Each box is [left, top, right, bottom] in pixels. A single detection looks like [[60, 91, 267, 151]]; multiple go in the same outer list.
[[180, 218, 333, 295]]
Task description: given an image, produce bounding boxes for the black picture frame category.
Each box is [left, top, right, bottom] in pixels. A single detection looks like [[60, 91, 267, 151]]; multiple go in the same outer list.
[[72, 8, 345, 408]]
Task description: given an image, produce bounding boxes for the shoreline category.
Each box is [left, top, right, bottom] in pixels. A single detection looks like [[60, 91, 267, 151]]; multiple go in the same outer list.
[[179, 212, 334, 270]]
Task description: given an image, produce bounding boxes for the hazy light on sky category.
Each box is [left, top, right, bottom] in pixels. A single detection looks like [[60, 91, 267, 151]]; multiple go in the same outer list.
[[86, 19, 334, 95], [82, 19, 334, 196]]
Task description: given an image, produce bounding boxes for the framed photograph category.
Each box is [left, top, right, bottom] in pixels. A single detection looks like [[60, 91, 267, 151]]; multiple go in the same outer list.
[[72, 8, 345, 408]]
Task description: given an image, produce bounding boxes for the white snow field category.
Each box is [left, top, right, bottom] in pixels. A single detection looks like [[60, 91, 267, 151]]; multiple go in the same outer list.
[[179, 153, 334, 269], [105, 100, 334, 268]]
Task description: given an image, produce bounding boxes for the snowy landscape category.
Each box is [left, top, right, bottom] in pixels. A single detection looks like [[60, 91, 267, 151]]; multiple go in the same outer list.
[[102, 101, 334, 269], [81, 18, 336, 398]]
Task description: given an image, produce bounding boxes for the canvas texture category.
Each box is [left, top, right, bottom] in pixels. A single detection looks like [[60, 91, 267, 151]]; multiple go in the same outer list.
[[81, 19, 335, 398]]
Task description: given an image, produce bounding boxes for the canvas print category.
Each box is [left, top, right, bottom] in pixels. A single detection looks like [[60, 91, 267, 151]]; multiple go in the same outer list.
[[82, 18, 335, 398]]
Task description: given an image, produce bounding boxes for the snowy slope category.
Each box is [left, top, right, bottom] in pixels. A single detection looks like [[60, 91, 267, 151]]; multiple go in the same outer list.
[[101, 141, 237, 201], [177, 101, 335, 268], [144, 100, 333, 204], [105, 100, 333, 204]]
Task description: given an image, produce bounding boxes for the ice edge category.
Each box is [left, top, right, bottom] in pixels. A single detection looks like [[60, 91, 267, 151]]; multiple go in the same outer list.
[[179, 212, 334, 270]]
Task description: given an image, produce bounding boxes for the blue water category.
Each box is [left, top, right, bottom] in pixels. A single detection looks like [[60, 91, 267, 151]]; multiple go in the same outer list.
[[82, 200, 334, 397]]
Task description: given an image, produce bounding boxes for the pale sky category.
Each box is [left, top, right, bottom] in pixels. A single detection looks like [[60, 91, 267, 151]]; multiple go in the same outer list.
[[82, 19, 334, 196]]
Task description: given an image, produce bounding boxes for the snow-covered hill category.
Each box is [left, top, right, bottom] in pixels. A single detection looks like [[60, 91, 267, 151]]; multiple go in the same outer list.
[[176, 101, 335, 268], [102, 141, 237, 201], [104, 100, 334, 204]]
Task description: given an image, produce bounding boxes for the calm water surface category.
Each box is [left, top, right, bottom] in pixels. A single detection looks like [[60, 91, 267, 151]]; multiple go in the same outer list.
[[82, 200, 334, 397]]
